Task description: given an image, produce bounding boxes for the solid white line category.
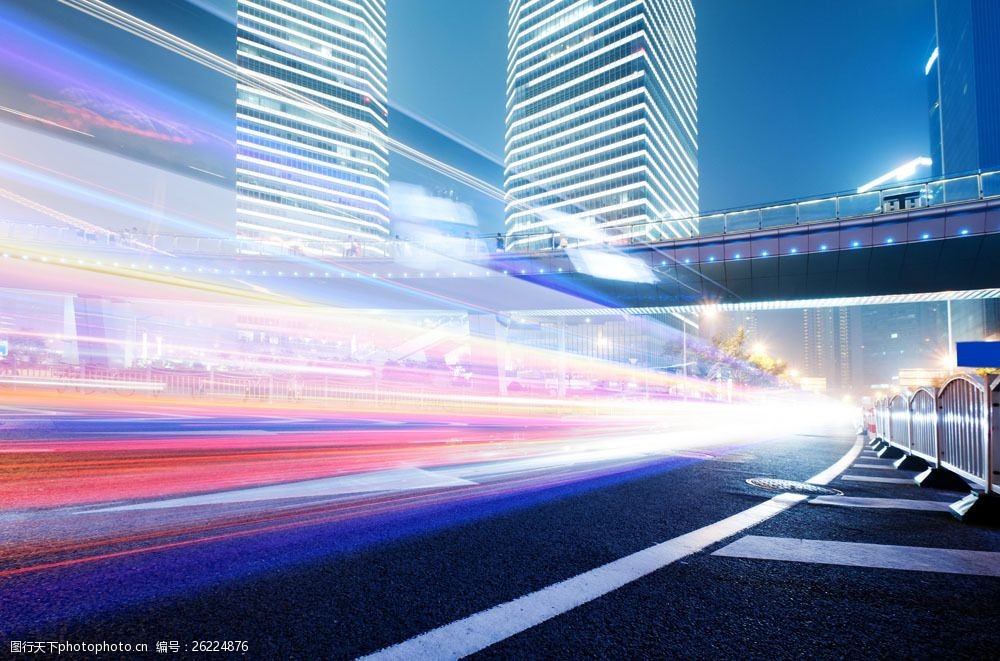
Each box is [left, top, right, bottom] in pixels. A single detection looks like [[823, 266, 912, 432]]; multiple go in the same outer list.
[[360, 436, 863, 660], [841, 475, 915, 485], [712, 536, 1000, 577], [851, 463, 897, 470], [808, 496, 952, 511]]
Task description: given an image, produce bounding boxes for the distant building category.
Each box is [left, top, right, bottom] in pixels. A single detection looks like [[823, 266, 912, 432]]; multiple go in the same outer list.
[[927, 0, 1000, 176], [504, 0, 698, 251], [949, 298, 1000, 343], [236, 0, 390, 246], [858, 303, 947, 390], [798, 376, 827, 395], [801, 307, 861, 396]]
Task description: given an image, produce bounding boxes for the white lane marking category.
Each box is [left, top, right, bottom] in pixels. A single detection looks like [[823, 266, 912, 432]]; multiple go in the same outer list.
[[851, 463, 897, 470], [360, 436, 864, 661], [81, 469, 477, 513], [712, 536, 1000, 577], [841, 475, 915, 485], [808, 496, 952, 511]]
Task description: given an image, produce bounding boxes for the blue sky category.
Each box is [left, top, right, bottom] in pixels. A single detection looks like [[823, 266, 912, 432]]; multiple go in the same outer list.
[[388, 0, 936, 213], [10, 0, 936, 219]]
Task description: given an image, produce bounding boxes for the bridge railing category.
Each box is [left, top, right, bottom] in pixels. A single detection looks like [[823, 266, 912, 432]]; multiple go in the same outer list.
[[511, 168, 1000, 250], [872, 373, 999, 496], [2, 170, 999, 260]]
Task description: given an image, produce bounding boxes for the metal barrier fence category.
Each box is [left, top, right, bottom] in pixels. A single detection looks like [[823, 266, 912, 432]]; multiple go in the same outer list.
[[908, 388, 937, 461], [0, 365, 600, 416], [888, 394, 910, 449], [873, 373, 999, 496]]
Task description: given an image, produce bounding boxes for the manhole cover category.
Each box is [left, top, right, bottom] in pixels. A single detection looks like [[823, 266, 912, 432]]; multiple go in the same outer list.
[[745, 478, 842, 496]]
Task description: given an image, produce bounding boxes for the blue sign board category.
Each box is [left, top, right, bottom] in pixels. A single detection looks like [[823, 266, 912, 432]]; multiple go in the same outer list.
[[956, 341, 1000, 368], [0, 338, 7, 358]]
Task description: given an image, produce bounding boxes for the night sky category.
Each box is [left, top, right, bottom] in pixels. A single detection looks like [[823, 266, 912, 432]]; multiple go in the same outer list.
[[1, 0, 937, 222], [388, 0, 936, 213]]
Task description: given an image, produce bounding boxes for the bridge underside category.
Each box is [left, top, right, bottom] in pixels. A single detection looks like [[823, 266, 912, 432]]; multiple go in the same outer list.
[[2, 201, 998, 313], [218, 233, 1000, 311]]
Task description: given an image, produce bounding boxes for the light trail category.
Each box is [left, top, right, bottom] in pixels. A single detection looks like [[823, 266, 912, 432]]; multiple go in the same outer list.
[[0, 104, 94, 137]]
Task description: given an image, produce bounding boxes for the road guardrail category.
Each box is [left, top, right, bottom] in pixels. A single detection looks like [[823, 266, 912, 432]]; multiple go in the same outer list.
[[871, 373, 999, 523]]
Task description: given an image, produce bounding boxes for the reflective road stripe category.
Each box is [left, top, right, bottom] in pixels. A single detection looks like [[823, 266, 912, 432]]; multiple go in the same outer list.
[[712, 536, 1000, 577], [808, 496, 951, 511]]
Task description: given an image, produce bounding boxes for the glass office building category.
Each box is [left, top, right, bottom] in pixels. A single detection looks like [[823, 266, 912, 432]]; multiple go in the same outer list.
[[235, 0, 389, 248], [927, 0, 1000, 177], [504, 0, 698, 251]]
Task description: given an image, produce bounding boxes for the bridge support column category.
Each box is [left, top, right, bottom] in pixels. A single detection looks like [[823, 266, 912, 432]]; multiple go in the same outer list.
[[73, 295, 110, 368], [61, 295, 79, 366], [557, 319, 566, 399], [468, 313, 509, 396]]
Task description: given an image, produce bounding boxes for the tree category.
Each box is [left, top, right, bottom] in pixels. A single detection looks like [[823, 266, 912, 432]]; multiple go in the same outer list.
[[712, 326, 788, 377], [712, 326, 747, 361]]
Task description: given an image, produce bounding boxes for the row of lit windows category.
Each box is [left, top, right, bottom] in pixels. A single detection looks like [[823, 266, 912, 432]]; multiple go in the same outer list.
[[508, 135, 645, 183], [507, 103, 644, 160], [237, 100, 388, 160], [238, 48, 386, 119], [642, 85, 696, 167], [237, 196, 386, 226], [512, 0, 628, 55], [512, 58, 640, 120], [237, 128, 383, 179], [507, 153, 647, 197], [512, 42, 638, 104], [514, 2, 641, 73], [512, 173, 647, 212], [640, 45, 697, 137], [238, 8, 385, 79], [512, 3, 640, 79], [237, 183, 386, 218], [511, 21, 640, 91], [236, 117, 383, 173], [509, 74, 642, 135], [249, 0, 383, 45], [236, 153, 387, 205]]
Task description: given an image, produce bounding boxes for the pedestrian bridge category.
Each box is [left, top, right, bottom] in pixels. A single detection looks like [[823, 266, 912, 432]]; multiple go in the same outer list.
[[2, 172, 1000, 312]]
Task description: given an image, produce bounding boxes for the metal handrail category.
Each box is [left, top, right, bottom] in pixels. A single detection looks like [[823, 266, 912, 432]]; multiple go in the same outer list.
[[2, 169, 999, 258]]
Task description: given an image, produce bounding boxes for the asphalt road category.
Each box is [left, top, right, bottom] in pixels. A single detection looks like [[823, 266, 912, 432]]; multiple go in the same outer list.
[[2, 417, 998, 660]]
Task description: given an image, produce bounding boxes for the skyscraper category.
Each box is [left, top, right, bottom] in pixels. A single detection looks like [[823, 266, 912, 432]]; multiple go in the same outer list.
[[926, 0, 1000, 177], [504, 0, 697, 251], [802, 307, 861, 395], [235, 0, 389, 248]]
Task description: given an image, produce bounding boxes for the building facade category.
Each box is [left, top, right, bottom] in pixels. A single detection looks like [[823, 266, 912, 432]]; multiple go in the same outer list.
[[801, 307, 862, 396], [927, 0, 1000, 177], [857, 303, 947, 391], [504, 0, 698, 251], [236, 0, 389, 248]]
